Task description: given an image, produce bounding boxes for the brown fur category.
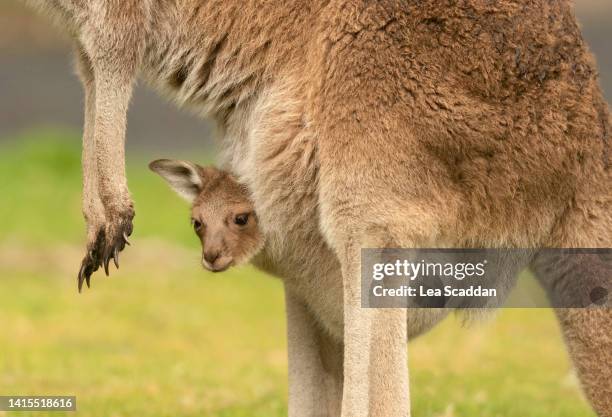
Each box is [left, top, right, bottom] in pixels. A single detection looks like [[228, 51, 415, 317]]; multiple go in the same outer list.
[[23, 1, 611, 416]]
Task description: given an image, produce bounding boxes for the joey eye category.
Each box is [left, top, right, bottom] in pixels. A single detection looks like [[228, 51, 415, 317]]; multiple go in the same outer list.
[[234, 213, 249, 226], [192, 219, 202, 231]]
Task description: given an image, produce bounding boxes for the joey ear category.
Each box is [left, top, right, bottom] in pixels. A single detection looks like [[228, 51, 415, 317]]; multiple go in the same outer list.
[[149, 159, 204, 202]]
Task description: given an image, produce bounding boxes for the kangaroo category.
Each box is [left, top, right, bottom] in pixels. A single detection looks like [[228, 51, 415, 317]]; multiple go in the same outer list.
[[148, 159, 264, 272], [23, 1, 611, 416]]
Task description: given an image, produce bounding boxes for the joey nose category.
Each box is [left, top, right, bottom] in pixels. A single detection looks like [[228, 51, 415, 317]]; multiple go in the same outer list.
[[204, 251, 220, 265]]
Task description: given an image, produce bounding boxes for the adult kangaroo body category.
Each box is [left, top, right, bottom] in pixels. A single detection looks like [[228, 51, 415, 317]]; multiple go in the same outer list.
[[25, 0, 611, 415]]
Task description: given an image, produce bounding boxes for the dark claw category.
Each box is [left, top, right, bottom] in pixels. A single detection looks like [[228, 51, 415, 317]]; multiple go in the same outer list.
[[113, 247, 120, 269], [125, 219, 134, 237], [104, 255, 111, 276], [78, 264, 85, 293], [78, 254, 96, 292]]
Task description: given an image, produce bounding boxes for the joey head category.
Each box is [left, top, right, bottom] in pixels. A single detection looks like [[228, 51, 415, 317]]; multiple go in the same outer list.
[[149, 159, 263, 272]]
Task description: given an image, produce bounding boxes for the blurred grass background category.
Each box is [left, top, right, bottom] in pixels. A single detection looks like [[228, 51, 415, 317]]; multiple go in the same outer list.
[[1, 1, 609, 416], [0, 131, 596, 417]]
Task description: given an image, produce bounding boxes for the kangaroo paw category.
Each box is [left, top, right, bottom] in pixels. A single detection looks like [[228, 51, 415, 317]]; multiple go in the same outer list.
[[77, 205, 134, 291]]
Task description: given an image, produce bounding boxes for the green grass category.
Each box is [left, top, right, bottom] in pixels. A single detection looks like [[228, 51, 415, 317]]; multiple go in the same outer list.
[[0, 131, 596, 417], [0, 129, 211, 247]]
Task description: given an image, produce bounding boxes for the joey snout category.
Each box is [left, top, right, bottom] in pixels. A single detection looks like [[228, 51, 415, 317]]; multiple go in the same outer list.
[[199, 231, 232, 272], [202, 245, 234, 272]]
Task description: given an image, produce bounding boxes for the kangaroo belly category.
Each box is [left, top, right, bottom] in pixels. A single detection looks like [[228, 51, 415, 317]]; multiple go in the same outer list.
[[221, 84, 451, 340], [227, 86, 346, 337]]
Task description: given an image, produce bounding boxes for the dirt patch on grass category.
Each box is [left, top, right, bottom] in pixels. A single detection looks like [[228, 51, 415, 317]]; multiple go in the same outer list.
[[0, 239, 198, 278]]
